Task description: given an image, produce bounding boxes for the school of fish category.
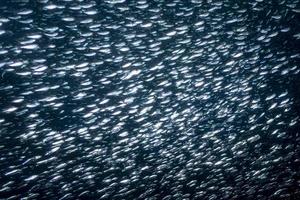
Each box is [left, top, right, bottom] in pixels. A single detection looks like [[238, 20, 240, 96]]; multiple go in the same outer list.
[[0, 0, 300, 199]]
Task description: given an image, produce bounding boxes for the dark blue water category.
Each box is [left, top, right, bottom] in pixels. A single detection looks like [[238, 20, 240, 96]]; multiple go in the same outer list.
[[0, 0, 300, 199]]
